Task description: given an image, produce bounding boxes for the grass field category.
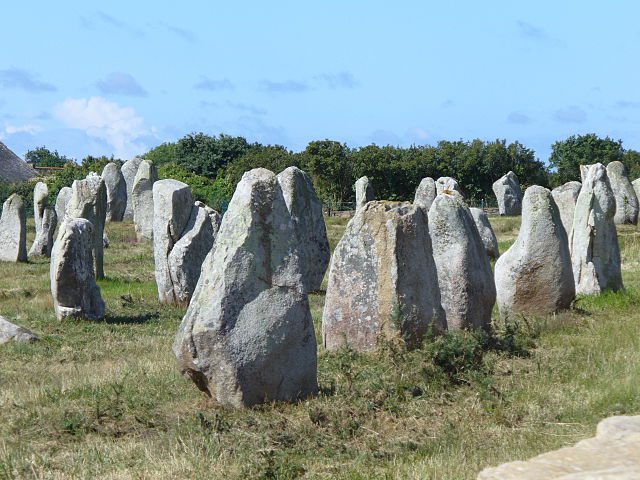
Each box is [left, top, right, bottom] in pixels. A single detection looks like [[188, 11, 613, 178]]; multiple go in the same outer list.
[[1, 216, 639, 479]]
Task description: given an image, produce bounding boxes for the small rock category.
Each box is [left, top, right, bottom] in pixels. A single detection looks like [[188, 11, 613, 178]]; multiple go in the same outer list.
[[0, 316, 38, 344]]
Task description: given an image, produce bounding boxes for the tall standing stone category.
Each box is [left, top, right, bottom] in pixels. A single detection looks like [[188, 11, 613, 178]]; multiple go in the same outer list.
[[470, 207, 499, 259], [173, 168, 318, 408], [102, 162, 127, 222], [436, 176, 463, 196], [55, 187, 72, 222], [50, 218, 105, 320], [32, 182, 48, 235], [67, 173, 107, 279], [606, 161, 639, 225], [277, 166, 330, 292], [355, 176, 374, 211], [121, 156, 143, 221], [571, 164, 623, 295], [414, 177, 437, 211], [132, 160, 158, 240], [495, 186, 575, 317], [0, 194, 27, 262], [493, 171, 522, 216], [323, 201, 446, 351], [632, 178, 640, 207], [551, 181, 581, 238], [28, 206, 57, 258], [429, 192, 495, 330]]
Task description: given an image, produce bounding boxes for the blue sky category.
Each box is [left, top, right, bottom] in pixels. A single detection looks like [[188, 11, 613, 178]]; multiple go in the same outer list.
[[1, 1, 639, 164]]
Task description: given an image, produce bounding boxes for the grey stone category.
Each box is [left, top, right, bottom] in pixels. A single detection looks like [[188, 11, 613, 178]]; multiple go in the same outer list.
[[50, 218, 105, 320], [0, 316, 38, 344], [429, 192, 495, 330], [493, 171, 522, 216], [633, 178, 640, 208], [173, 168, 318, 408], [67, 173, 107, 279], [436, 176, 463, 196], [152, 179, 194, 304], [33, 182, 48, 235], [29, 206, 57, 258], [470, 208, 500, 259], [551, 181, 581, 238], [0, 194, 27, 262], [571, 164, 623, 295], [606, 161, 639, 225], [277, 166, 330, 292], [121, 156, 143, 220], [495, 186, 575, 317], [355, 176, 374, 211], [102, 162, 127, 222], [322, 201, 446, 351], [55, 187, 72, 222], [414, 177, 437, 211], [132, 160, 157, 240]]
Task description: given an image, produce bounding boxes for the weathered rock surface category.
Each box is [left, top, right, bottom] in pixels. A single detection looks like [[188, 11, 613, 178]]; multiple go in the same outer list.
[[29, 206, 57, 257], [50, 218, 105, 320], [493, 171, 522, 216], [0, 316, 38, 344], [633, 178, 640, 207], [121, 156, 143, 220], [470, 207, 500, 259], [102, 162, 127, 222], [571, 163, 623, 295], [551, 181, 582, 238], [495, 186, 574, 317], [323, 201, 446, 351], [152, 180, 194, 304], [414, 177, 437, 212], [33, 182, 48, 234], [0, 194, 27, 262], [355, 176, 374, 211], [429, 192, 495, 330], [277, 166, 330, 292], [477, 415, 640, 479], [132, 160, 157, 240], [436, 176, 463, 196], [174, 168, 318, 408], [606, 160, 639, 225], [67, 173, 107, 279], [55, 187, 72, 222]]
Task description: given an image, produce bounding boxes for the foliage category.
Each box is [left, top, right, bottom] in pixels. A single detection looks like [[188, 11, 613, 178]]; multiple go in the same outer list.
[[174, 133, 256, 177], [143, 142, 179, 166], [24, 146, 71, 168], [158, 163, 233, 212], [0, 179, 39, 215]]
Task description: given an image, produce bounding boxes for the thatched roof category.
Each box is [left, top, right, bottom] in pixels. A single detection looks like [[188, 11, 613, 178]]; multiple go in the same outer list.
[[0, 141, 36, 183]]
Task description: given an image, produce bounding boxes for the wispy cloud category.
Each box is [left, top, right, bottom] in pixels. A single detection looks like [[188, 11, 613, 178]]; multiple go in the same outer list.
[[517, 20, 562, 45], [554, 106, 587, 123], [81, 11, 145, 37], [227, 102, 266, 115], [194, 77, 234, 91], [96, 72, 148, 97], [260, 79, 310, 94], [161, 22, 197, 43], [507, 111, 532, 125], [0, 68, 56, 93], [316, 71, 359, 89], [4, 123, 41, 135], [615, 100, 640, 109]]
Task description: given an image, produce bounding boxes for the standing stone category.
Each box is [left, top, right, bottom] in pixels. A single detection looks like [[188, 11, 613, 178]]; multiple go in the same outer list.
[[493, 171, 522, 216], [0, 194, 27, 262], [67, 173, 107, 279], [167, 201, 219, 305], [470, 207, 500, 259], [132, 160, 158, 240], [414, 177, 437, 211], [50, 218, 105, 320], [152, 180, 194, 304], [277, 166, 330, 292], [633, 178, 640, 207], [323, 201, 446, 351], [436, 176, 463, 196], [101, 162, 127, 222], [121, 156, 143, 221], [355, 176, 374, 211], [606, 161, 639, 225], [32, 182, 48, 235], [571, 164, 623, 295], [55, 187, 72, 222], [0, 316, 38, 344], [551, 181, 581, 238], [28, 206, 57, 257], [429, 192, 495, 330], [495, 186, 574, 317], [173, 168, 318, 408]]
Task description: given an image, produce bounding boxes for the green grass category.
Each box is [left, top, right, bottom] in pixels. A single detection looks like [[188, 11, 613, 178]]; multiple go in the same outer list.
[[0, 216, 639, 479]]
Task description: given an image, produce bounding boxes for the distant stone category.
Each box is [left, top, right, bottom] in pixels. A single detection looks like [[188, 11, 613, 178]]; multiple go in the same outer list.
[[0, 194, 27, 262], [67, 173, 107, 279], [102, 162, 127, 222], [29, 206, 57, 258], [121, 156, 143, 220], [32, 182, 48, 235], [495, 186, 574, 317], [132, 160, 158, 240], [323, 201, 445, 351], [606, 161, 639, 225], [55, 187, 72, 222], [50, 218, 105, 320], [551, 181, 581, 238], [470, 208, 500, 259], [414, 177, 437, 211], [174, 168, 318, 408], [355, 176, 374, 211], [0, 316, 38, 344], [571, 164, 623, 295], [493, 171, 522, 216], [436, 176, 463, 196], [633, 178, 640, 206], [429, 192, 495, 330], [277, 166, 330, 292]]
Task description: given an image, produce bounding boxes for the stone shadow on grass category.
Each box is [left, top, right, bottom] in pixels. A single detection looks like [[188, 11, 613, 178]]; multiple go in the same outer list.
[[103, 312, 161, 325]]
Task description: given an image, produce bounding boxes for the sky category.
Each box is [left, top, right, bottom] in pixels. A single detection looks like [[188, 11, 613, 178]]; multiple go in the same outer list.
[[1, 0, 639, 164]]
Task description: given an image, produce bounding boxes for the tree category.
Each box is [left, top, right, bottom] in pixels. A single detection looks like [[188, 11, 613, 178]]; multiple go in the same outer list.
[[24, 146, 71, 167], [175, 133, 255, 177], [298, 140, 354, 205]]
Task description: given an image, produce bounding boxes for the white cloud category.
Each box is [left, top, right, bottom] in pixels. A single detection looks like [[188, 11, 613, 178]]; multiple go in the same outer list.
[[4, 123, 41, 135], [54, 96, 149, 158]]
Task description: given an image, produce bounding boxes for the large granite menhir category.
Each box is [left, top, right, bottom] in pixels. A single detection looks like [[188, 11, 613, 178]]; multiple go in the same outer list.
[[470, 207, 499, 259], [132, 159, 157, 240], [606, 160, 639, 225], [121, 156, 143, 221], [414, 177, 437, 212], [0, 193, 27, 262], [493, 171, 522, 216], [355, 176, 374, 211], [102, 162, 127, 222], [551, 181, 581, 237]]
